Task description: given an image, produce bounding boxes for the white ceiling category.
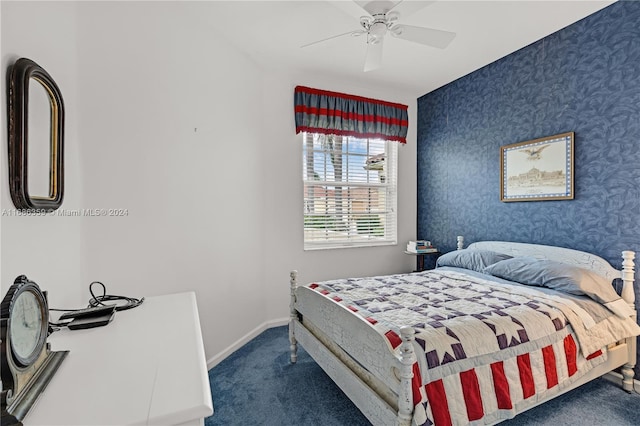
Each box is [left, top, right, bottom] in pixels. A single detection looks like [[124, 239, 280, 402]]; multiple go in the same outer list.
[[200, 0, 614, 96]]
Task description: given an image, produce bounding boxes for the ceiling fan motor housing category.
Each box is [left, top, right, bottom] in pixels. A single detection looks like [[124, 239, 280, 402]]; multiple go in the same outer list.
[[361, 11, 395, 44]]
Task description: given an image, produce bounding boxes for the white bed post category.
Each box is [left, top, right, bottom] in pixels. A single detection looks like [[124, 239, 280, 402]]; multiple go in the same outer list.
[[397, 326, 416, 426], [457, 235, 464, 250], [289, 270, 298, 364], [620, 251, 636, 392]]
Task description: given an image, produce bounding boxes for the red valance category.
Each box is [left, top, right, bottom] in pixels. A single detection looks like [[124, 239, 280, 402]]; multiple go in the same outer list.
[[294, 86, 408, 143]]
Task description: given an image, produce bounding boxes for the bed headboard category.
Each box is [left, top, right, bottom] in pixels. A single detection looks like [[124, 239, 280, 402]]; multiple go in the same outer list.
[[460, 237, 636, 308]]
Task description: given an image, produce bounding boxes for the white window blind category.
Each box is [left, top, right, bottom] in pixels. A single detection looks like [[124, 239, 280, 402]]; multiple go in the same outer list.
[[303, 132, 398, 249]]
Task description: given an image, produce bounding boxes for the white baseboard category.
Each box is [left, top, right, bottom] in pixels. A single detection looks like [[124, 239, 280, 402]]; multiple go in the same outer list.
[[206, 317, 289, 369], [602, 371, 640, 394]]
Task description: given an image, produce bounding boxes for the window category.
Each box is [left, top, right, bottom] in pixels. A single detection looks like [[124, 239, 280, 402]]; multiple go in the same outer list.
[[303, 132, 397, 249]]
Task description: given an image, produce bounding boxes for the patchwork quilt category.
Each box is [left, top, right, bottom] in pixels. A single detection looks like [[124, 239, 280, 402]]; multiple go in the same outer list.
[[306, 269, 629, 425]]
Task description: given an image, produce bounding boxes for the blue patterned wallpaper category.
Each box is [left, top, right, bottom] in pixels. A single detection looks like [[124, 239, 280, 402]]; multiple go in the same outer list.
[[417, 1, 640, 377]]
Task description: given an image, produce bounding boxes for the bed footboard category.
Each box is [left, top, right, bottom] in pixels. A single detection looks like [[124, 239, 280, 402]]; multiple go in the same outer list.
[[289, 271, 416, 426]]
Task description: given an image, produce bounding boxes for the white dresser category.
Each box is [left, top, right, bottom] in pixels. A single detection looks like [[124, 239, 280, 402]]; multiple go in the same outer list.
[[24, 292, 214, 425]]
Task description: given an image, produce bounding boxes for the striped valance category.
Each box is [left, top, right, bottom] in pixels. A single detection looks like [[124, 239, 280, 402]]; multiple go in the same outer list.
[[294, 86, 408, 144]]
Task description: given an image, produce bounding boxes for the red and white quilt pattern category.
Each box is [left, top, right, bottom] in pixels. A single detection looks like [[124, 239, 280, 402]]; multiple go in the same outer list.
[[308, 270, 608, 425]]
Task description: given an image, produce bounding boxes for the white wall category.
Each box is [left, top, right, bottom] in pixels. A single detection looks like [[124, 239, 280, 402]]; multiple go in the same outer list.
[[1, 1, 417, 363], [1, 1, 85, 310], [74, 1, 268, 360]]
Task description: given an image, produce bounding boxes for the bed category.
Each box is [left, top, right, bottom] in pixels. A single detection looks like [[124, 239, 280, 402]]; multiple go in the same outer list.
[[288, 238, 639, 425]]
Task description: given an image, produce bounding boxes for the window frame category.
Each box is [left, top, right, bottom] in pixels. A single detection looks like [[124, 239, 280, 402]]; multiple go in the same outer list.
[[302, 132, 398, 250]]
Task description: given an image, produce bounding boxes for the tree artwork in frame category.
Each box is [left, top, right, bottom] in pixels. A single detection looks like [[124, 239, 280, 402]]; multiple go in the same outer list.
[[500, 132, 574, 202]]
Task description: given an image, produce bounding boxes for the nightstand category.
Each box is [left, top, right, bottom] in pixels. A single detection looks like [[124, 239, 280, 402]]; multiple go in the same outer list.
[[404, 250, 441, 272]]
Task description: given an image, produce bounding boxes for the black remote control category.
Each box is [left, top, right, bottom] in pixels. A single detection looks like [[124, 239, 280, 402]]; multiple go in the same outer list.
[[58, 304, 116, 320], [67, 312, 115, 330]]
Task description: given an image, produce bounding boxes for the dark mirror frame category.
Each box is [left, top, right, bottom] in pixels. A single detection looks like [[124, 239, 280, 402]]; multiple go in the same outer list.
[[7, 58, 64, 211]]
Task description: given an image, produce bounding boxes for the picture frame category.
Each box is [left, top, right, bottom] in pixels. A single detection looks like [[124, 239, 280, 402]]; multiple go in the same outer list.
[[500, 132, 574, 202]]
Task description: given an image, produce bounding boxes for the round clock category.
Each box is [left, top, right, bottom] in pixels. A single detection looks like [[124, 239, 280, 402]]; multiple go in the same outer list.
[[1, 275, 68, 424], [4, 277, 48, 367]]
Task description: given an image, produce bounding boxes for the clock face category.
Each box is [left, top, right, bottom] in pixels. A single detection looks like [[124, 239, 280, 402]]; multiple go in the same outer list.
[[9, 288, 45, 366]]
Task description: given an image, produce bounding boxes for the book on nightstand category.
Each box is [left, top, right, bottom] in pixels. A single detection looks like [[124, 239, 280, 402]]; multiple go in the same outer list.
[[406, 241, 438, 253]]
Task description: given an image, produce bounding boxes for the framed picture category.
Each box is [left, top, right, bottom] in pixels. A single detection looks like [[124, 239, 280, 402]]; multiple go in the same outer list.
[[500, 132, 574, 202]]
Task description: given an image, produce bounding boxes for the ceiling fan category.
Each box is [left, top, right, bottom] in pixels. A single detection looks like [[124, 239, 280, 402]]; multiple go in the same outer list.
[[302, 0, 456, 72]]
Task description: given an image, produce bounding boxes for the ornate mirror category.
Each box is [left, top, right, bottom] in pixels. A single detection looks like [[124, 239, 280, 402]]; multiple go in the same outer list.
[[7, 58, 64, 211]]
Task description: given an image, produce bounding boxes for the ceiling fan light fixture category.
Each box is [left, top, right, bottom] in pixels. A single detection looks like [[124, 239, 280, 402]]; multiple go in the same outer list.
[[369, 21, 387, 38]]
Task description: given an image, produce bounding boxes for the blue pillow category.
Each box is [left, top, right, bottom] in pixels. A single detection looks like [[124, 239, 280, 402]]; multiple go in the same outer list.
[[483, 257, 633, 317], [436, 249, 512, 273]]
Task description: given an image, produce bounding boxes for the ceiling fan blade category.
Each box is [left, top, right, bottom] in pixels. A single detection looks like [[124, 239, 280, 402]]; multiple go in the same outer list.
[[388, 0, 436, 18], [328, 0, 373, 20], [355, 1, 397, 16], [364, 38, 384, 72], [392, 24, 456, 49], [301, 30, 365, 48]]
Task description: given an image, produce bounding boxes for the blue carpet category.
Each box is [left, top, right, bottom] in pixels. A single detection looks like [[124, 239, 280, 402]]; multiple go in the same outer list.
[[206, 326, 640, 425]]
